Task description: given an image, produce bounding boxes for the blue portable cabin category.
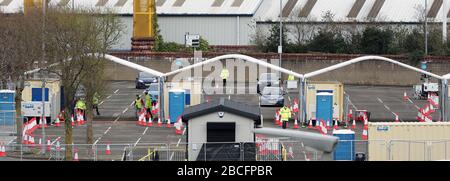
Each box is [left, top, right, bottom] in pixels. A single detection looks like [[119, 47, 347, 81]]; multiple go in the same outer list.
[[169, 89, 186, 123], [315, 91, 333, 124], [333, 129, 356, 160], [0, 90, 16, 125]]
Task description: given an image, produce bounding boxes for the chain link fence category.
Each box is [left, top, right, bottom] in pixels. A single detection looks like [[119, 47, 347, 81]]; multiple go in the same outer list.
[[3, 139, 450, 161]]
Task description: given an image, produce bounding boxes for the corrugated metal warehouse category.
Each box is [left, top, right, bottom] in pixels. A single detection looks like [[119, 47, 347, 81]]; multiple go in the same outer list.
[[2, 0, 450, 49]]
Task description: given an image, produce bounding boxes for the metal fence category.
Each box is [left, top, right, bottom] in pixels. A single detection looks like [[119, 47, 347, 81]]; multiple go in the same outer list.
[[388, 140, 450, 161], [3, 139, 450, 161], [0, 110, 16, 136]]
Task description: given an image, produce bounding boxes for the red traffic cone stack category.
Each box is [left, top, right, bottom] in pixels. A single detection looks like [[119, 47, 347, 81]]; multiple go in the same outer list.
[[0, 143, 6, 157], [333, 119, 339, 130], [166, 117, 172, 128], [105, 144, 111, 155], [175, 117, 183, 135], [403, 92, 408, 101], [308, 118, 313, 129]]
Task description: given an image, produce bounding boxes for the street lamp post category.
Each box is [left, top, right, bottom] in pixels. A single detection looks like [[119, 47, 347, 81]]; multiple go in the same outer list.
[[279, 0, 283, 66], [425, 0, 428, 55]]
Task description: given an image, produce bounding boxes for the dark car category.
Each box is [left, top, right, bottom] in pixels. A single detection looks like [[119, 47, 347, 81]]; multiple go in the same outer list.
[[136, 72, 158, 89]]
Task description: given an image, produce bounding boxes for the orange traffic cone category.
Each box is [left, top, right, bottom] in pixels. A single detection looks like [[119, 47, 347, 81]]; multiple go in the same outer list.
[[348, 109, 353, 120], [352, 118, 356, 129], [73, 149, 79, 161], [308, 118, 313, 129], [275, 110, 281, 126], [326, 120, 330, 130], [175, 117, 183, 135], [166, 117, 172, 128], [333, 119, 338, 130], [105, 144, 111, 155], [55, 117, 61, 127], [46, 138, 51, 151], [403, 92, 408, 101], [147, 114, 153, 127], [293, 117, 299, 129], [0, 143, 6, 157], [316, 119, 321, 129], [157, 118, 162, 127], [38, 138, 42, 151], [71, 114, 75, 126], [362, 125, 368, 140], [56, 140, 61, 151]]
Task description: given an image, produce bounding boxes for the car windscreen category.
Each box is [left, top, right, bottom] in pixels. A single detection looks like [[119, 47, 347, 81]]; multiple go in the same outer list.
[[260, 73, 279, 81], [139, 72, 154, 78], [148, 85, 159, 91], [262, 87, 282, 95]]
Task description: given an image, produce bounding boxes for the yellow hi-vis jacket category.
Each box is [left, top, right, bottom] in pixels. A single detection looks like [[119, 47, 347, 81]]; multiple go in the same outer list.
[[76, 100, 86, 110], [135, 98, 143, 109], [288, 75, 295, 81], [279, 106, 292, 122], [145, 94, 152, 108], [220, 68, 229, 80]]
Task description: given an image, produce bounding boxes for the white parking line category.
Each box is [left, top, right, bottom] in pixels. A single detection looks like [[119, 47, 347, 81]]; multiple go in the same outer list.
[[142, 127, 148, 135], [170, 152, 174, 161], [99, 101, 105, 105], [377, 97, 399, 117], [107, 95, 112, 99], [114, 89, 119, 94], [113, 117, 120, 123], [93, 137, 101, 145], [104, 127, 111, 134], [133, 137, 142, 147], [122, 107, 129, 114]]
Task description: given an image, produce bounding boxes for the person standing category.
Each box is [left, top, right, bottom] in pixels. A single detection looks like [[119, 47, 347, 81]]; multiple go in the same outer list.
[[133, 94, 144, 119], [220, 67, 229, 88], [76, 97, 87, 121], [279, 105, 292, 129], [144, 91, 153, 120], [92, 92, 100, 116]]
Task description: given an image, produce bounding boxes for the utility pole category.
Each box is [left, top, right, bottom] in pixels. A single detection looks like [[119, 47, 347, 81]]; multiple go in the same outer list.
[[279, 0, 283, 68], [443, 0, 448, 44], [425, 0, 428, 55], [41, 0, 47, 154]]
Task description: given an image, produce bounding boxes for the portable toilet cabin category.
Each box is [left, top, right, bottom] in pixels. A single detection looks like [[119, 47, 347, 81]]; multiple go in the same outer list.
[[169, 89, 185, 123], [0, 90, 16, 125], [333, 129, 356, 160], [316, 91, 333, 125]]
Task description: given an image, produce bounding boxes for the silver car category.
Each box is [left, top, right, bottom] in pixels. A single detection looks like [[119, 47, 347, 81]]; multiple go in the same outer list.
[[259, 86, 285, 107], [257, 73, 280, 93]]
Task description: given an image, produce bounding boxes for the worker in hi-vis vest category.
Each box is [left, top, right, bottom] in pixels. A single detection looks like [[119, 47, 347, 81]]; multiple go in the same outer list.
[[220, 67, 229, 87], [279, 105, 292, 129], [288, 74, 295, 81], [93, 92, 100, 116], [134, 94, 144, 119], [144, 91, 153, 120]]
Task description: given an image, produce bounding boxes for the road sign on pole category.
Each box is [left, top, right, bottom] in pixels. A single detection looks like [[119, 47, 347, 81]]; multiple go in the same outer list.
[[185, 34, 200, 48]]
